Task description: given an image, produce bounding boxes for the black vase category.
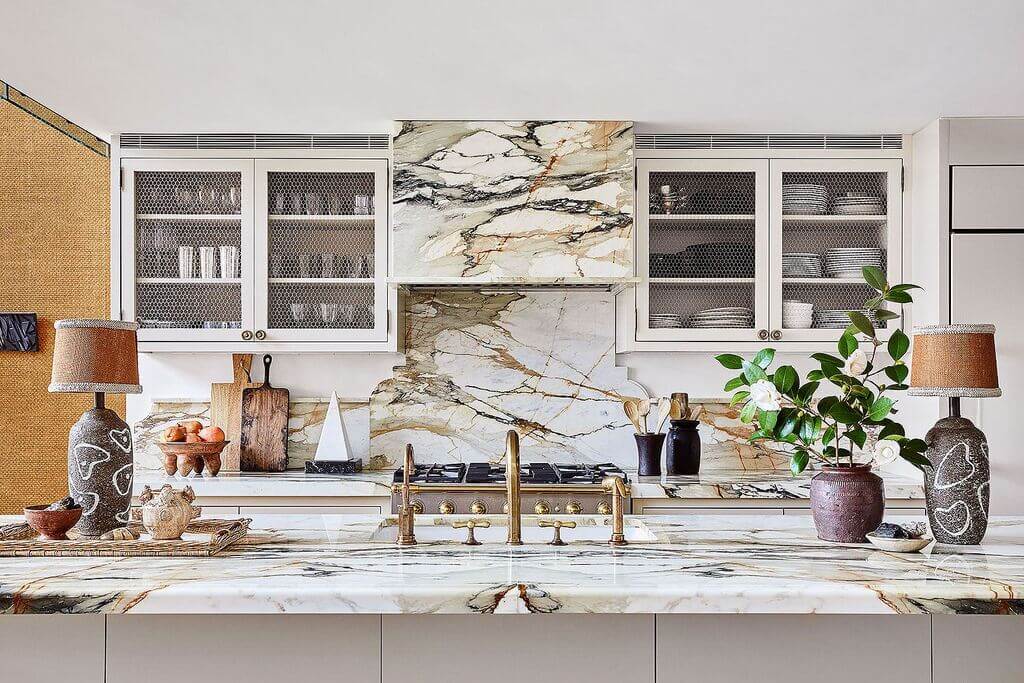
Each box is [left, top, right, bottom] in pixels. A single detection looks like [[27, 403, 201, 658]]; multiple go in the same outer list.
[[923, 416, 990, 544], [634, 433, 665, 477], [666, 419, 701, 475]]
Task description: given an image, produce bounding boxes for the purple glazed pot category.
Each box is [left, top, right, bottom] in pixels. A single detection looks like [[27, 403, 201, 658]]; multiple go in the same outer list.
[[810, 464, 884, 543]]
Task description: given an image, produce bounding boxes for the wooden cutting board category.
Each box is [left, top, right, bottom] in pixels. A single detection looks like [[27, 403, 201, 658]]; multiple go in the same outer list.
[[240, 354, 289, 472], [210, 353, 258, 471]]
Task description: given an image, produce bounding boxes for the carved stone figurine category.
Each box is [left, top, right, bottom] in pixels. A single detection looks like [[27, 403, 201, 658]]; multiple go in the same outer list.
[[139, 484, 198, 540]]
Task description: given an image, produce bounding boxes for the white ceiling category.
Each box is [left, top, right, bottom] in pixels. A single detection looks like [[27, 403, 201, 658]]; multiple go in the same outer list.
[[3, 0, 1023, 140]]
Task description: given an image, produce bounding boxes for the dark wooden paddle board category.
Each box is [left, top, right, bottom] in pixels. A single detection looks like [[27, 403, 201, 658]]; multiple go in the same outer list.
[[240, 354, 289, 472]]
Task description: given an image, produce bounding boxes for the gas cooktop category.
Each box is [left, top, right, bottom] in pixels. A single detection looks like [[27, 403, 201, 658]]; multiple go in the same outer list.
[[394, 462, 628, 486]]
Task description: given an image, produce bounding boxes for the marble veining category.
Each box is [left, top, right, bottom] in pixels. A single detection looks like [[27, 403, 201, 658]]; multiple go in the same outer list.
[[132, 470, 395, 498], [3, 514, 1021, 615], [629, 469, 924, 500], [370, 290, 645, 466], [134, 399, 374, 472], [391, 120, 634, 281]]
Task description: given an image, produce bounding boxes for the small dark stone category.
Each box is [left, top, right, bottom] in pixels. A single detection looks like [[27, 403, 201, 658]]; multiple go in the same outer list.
[[46, 496, 80, 511], [873, 522, 910, 539]]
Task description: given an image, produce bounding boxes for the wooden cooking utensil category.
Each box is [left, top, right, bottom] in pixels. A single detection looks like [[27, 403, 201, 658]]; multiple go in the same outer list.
[[240, 354, 289, 472], [637, 399, 652, 434], [210, 353, 258, 471], [671, 392, 690, 420], [623, 399, 643, 434], [655, 397, 672, 433]]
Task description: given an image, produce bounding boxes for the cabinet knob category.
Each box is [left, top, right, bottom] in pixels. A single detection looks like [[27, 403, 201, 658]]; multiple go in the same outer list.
[[758, 329, 769, 340], [255, 330, 267, 340], [771, 329, 783, 341], [241, 330, 253, 341]]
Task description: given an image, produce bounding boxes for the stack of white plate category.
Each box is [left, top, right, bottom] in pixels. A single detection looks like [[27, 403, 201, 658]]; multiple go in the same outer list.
[[782, 300, 814, 329], [649, 313, 685, 329], [782, 184, 828, 215], [814, 309, 880, 329], [824, 248, 884, 278], [782, 252, 823, 277], [688, 307, 754, 328], [834, 192, 884, 215]]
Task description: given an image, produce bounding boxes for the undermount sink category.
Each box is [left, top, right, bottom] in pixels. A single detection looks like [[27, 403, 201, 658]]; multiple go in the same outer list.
[[367, 515, 659, 544]]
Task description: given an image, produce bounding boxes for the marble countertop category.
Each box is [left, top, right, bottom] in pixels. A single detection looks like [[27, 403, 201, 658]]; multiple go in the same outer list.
[[3, 514, 1020, 615], [133, 468, 924, 501]]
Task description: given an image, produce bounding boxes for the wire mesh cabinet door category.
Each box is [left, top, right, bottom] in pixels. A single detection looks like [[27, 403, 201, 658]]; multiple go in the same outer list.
[[636, 158, 770, 342], [254, 159, 388, 342], [769, 158, 903, 342], [121, 159, 255, 342]]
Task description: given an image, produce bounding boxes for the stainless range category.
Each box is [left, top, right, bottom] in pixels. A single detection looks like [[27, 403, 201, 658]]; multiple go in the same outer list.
[[390, 461, 630, 516]]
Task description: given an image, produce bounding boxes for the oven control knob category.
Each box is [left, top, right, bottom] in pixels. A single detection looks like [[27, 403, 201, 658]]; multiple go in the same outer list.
[[470, 500, 487, 515], [438, 500, 456, 515], [566, 501, 583, 515], [411, 500, 424, 515], [534, 501, 550, 515], [596, 501, 612, 515]]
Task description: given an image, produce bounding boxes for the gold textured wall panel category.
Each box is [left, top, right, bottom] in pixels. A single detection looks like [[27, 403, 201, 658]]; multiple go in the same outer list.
[[0, 100, 120, 514]]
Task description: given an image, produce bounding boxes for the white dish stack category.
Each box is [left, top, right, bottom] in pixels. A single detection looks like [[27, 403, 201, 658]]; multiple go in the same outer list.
[[833, 192, 884, 215], [687, 307, 754, 328], [823, 248, 884, 278], [782, 252, 823, 277], [649, 313, 685, 329], [782, 183, 828, 215], [782, 300, 814, 329]]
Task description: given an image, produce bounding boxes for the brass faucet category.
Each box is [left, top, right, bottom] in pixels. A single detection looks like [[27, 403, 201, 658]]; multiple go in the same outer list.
[[505, 429, 522, 545], [396, 444, 417, 546], [602, 475, 630, 546]]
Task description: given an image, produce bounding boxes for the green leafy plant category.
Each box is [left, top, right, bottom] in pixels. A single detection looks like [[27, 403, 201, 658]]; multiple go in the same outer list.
[[715, 266, 929, 475]]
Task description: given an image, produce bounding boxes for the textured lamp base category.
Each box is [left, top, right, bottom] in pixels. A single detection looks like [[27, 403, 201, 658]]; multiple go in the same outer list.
[[924, 416, 990, 545], [67, 406, 134, 538]]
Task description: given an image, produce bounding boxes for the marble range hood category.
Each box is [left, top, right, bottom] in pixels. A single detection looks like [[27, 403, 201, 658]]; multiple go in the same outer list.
[[390, 120, 636, 288]]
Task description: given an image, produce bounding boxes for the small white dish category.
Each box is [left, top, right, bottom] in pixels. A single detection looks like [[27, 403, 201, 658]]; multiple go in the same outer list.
[[865, 532, 933, 553]]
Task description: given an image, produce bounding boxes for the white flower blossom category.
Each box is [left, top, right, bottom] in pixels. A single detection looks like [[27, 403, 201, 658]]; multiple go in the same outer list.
[[873, 439, 899, 466], [843, 348, 868, 376], [749, 380, 782, 412]]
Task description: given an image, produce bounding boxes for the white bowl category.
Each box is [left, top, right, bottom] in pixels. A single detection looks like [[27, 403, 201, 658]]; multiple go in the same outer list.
[[865, 532, 933, 553]]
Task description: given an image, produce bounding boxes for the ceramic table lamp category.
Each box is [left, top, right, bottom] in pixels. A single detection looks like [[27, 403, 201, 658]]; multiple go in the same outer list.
[[48, 320, 142, 537], [909, 324, 1000, 544]]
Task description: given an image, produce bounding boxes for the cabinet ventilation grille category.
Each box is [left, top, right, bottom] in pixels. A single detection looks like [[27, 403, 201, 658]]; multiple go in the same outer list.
[[118, 133, 390, 150], [635, 134, 902, 151]]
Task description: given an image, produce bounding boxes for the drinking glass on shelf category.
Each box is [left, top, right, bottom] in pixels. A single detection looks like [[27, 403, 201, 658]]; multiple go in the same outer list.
[[321, 253, 335, 278], [353, 195, 370, 215], [327, 193, 343, 215], [270, 253, 284, 278], [320, 303, 339, 325], [219, 246, 239, 279], [290, 303, 307, 323], [199, 246, 217, 279], [227, 186, 240, 213], [343, 304, 357, 328], [177, 246, 195, 279], [273, 191, 286, 215], [297, 253, 313, 278], [305, 192, 323, 215], [359, 255, 374, 278], [289, 191, 303, 214]]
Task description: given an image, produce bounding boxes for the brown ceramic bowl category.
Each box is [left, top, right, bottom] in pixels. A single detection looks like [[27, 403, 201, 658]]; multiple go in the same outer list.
[[24, 505, 83, 540], [157, 441, 230, 477]]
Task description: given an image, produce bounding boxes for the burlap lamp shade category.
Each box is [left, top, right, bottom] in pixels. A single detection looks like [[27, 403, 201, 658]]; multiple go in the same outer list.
[[909, 324, 1000, 398], [909, 323, 1000, 545], [48, 319, 142, 394], [48, 319, 141, 537]]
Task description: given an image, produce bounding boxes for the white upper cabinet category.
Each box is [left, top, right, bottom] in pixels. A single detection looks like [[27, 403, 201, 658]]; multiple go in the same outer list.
[[630, 155, 904, 349], [119, 156, 393, 351]]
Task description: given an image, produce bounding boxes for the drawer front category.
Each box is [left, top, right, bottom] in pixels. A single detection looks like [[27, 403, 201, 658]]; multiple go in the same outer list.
[[953, 166, 1024, 230], [239, 505, 381, 515]]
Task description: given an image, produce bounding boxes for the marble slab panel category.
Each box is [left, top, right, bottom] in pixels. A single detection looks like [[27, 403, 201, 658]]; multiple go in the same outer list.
[[133, 398, 373, 472], [392, 120, 634, 280], [370, 290, 646, 466]]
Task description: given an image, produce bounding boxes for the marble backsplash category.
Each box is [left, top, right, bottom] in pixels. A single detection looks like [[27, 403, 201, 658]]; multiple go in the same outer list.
[[133, 398, 375, 472]]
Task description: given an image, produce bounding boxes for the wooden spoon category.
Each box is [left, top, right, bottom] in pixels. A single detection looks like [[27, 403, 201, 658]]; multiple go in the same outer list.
[[671, 392, 690, 420], [637, 399, 652, 434], [623, 399, 643, 434], [655, 397, 672, 434]]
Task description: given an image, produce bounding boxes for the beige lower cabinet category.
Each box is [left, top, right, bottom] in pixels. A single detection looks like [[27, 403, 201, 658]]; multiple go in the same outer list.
[[656, 615, 931, 683], [0, 615, 105, 683], [239, 505, 382, 515], [932, 616, 1024, 683], [381, 615, 654, 683], [105, 615, 381, 683]]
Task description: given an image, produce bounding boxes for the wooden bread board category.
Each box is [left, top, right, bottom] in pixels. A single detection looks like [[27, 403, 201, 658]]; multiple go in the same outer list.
[[210, 353, 258, 471], [240, 354, 289, 472]]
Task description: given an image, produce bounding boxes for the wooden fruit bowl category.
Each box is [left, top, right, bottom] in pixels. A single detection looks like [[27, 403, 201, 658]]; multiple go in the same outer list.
[[157, 441, 230, 477]]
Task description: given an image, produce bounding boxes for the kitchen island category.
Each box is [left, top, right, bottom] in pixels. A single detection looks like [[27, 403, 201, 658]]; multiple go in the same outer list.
[[3, 514, 1022, 683]]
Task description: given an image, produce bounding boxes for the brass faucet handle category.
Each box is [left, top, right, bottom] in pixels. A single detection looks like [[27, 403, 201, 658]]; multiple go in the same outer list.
[[537, 519, 576, 546], [602, 475, 631, 497], [451, 519, 490, 546]]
